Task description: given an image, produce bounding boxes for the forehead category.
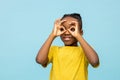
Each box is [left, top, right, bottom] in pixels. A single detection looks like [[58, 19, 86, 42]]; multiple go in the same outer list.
[[62, 16, 78, 22], [62, 16, 78, 28]]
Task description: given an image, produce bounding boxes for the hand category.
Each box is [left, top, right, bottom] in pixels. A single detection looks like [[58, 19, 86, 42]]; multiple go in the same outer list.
[[52, 19, 66, 37], [68, 21, 81, 38]]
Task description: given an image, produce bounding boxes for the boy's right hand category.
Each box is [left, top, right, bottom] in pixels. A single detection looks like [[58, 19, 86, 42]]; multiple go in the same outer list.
[[52, 19, 66, 37]]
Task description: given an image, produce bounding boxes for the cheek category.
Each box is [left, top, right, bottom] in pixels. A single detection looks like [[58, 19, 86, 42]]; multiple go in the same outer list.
[[69, 37, 77, 43], [72, 37, 77, 42]]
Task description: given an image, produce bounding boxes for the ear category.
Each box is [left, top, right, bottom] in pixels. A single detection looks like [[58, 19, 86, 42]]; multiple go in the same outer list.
[[80, 29, 83, 35]]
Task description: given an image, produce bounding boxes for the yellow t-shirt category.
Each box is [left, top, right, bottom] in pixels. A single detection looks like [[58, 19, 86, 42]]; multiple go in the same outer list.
[[48, 46, 89, 80]]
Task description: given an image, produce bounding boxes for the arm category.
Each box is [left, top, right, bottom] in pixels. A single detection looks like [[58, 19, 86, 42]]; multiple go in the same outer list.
[[36, 34, 55, 67], [76, 34, 99, 67], [68, 21, 100, 67], [36, 19, 66, 67]]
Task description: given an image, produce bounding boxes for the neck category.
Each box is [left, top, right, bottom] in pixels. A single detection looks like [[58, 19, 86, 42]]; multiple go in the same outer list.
[[65, 42, 78, 46]]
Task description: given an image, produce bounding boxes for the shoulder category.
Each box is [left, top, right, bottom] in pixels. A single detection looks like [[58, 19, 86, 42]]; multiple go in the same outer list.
[[51, 45, 59, 49], [50, 46, 83, 51], [50, 45, 60, 52]]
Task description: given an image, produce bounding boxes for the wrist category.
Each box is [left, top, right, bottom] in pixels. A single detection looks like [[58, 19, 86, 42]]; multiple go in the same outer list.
[[75, 33, 83, 40], [50, 33, 57, 39]]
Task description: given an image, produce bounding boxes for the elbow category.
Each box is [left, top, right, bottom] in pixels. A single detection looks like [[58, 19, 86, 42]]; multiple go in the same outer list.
[[91, 59, 100, 68], [36, 57, 48, 66], [36, 57, 44, 64], [36, 57, 42, 64]]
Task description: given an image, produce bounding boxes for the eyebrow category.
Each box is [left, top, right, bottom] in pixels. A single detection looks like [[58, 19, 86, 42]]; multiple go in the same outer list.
[[62, 23, 75, 30]]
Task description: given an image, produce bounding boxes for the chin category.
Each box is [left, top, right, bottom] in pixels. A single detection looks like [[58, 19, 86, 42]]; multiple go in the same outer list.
[[64, 42, 78, 46], [64, 44, 72, 46], [61, 37, 78, 46]]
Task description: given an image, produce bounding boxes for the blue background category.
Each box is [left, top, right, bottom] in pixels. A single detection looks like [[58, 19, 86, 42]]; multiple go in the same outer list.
[[0, 0, 120, 80]]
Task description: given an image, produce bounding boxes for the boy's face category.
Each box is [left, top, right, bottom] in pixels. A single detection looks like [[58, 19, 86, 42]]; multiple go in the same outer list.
[[60, 16, 82, 46]]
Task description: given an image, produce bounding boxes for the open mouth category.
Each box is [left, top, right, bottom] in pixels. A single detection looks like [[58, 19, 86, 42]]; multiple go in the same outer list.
[[63, 37, 71, 41], [62, 35, 72, 41]]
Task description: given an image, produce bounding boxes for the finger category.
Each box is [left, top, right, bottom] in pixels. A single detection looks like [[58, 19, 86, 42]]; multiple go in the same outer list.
[[68, 26, 75, 32], [61, 19, 67, 23], [55, 19, 61, 24], [67, 28, 73, 35], [60, 20, 67, 25], [69, 21, 78, 27], [56, 18, 61, 21], [70, 21, 78, 23], [54, 19, 61, 29], [60, 29, 67, 35]]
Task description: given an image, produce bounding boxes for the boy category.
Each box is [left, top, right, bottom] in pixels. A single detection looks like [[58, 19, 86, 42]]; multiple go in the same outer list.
[[36, 13, 99, 80]]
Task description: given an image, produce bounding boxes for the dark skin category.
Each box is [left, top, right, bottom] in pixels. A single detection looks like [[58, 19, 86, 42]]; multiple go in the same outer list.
[[60, 17, 82, 46], [36, 16, 100, 67]]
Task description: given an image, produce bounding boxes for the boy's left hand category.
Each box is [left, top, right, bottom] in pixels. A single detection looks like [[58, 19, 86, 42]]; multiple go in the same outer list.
[[68, 21, 81, 38]]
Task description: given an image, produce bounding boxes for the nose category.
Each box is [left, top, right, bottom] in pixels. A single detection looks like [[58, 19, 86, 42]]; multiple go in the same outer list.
[[64, 30, 70, 34]]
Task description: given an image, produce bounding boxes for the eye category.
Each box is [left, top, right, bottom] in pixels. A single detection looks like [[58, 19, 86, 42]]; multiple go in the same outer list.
[[60, 28, 64, 31], [70, 28, 75, 32]]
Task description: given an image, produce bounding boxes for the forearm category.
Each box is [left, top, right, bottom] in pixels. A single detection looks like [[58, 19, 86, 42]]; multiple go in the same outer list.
[[36, 19, 64, 65], [76, 35, 99, 67], [36, 33, 55, 65]]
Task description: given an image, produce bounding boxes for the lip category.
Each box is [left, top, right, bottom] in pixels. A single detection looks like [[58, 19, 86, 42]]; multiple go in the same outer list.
[[62, 35, 72, 41], [63, 37, 71, 41]]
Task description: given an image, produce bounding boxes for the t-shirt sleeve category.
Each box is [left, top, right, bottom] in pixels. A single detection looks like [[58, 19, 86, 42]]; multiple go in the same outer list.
[[47, 46, 57, 64]]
